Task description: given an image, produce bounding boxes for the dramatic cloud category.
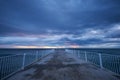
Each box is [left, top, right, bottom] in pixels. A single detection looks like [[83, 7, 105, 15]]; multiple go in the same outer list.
[[0, 0, 120, 48]]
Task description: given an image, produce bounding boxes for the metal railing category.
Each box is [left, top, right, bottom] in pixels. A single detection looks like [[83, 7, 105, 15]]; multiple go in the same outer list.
[[0, 49, 53, 80], [66, 49, 120, 75]]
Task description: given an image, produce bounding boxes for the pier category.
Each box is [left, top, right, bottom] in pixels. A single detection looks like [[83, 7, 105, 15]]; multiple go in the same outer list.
[[0, 49, 120, 80]]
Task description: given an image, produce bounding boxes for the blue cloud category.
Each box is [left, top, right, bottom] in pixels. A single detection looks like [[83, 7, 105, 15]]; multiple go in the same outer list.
[[0, 0, 120, 48]]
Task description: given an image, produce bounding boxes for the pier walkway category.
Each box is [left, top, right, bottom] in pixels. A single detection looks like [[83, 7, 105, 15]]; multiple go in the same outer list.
[[7, 50, 120, 80]]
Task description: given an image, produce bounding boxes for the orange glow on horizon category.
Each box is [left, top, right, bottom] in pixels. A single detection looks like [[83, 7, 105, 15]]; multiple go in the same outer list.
[[14, 46, 40, 48], [13, 45, 80, 48]]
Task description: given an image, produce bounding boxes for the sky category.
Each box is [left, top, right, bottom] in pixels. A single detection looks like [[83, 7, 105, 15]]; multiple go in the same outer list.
[[0, 0, 120, 48]]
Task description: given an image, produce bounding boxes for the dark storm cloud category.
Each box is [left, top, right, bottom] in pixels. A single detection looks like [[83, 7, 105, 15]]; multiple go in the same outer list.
[[0, 0, 120, 48], [1, 0, 120, 31]]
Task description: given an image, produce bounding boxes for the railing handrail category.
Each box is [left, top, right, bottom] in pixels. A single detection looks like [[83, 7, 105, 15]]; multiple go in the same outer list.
[[66, 49, 120, 75], [0, 54, 21, 59], [0, 49, 54, 80]]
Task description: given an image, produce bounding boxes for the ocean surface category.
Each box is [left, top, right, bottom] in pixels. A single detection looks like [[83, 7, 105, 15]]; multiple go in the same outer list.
[[73, 48, 120, 55], [0, 49, 49, 57], [0, 48, 120, 57]]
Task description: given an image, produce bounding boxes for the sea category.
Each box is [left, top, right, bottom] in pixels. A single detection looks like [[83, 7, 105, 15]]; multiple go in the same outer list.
[[0, 49, 48, 57], [72, 48, 120, 55], [0, 48, 120, 57]]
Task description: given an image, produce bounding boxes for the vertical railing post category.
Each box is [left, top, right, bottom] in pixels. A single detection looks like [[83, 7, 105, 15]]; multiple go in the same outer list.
[[72, 49, 74, 55], [78, 50, 80, 58], [77, 50, 79, 58], [85, 51, 87, 62], [99, 53, 103, 68], [22, 53, 26, 70], [74, 50, 75, 55], [41, 51, 43, 57], [36, 51, 38, 60]]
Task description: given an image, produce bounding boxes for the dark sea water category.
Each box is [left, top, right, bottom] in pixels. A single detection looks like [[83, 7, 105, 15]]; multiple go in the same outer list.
[[72, 48, 120, 55], [0, 49, 48, 57], [0, 48, 120, 57]]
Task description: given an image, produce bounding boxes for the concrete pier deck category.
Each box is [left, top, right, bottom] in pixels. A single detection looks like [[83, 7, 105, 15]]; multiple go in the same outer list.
[[7, 50, 120, 80]]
